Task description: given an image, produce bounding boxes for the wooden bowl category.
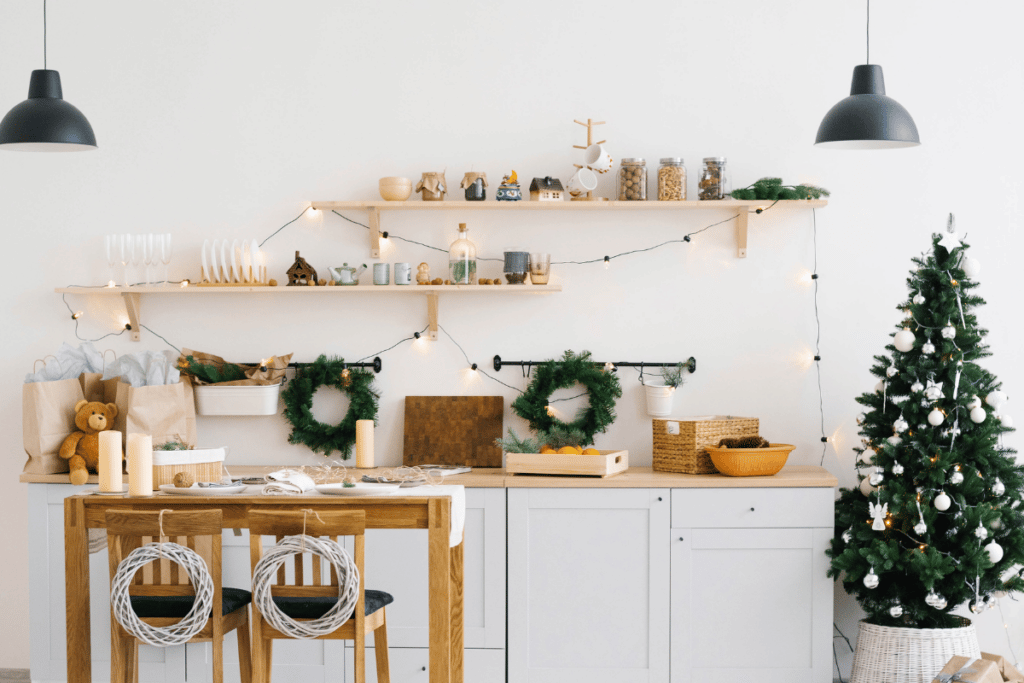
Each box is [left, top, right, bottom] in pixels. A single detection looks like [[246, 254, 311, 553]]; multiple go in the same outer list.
[[379, 177, 413, 201], [705, 443, 795, 477]]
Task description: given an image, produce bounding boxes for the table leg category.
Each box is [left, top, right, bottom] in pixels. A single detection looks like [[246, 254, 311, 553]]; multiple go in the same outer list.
[[450, 534, 464, 683], [428, 498, 452, 683], [65, 497, 92, 683]]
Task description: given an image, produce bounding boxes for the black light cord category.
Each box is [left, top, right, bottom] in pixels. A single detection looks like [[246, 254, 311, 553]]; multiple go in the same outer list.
[[437, 323, 523, 393], [61, 292, 129, 343], [813, 208, 827, 466], [354, 326, 428, 364], [140, 325, 181, 353], [259, 208, 308, 248]]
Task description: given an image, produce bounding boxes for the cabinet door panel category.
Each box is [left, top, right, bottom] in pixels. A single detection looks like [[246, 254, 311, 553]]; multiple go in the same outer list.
[[345, 648, 504, 683], [508, 488, 670, 683]]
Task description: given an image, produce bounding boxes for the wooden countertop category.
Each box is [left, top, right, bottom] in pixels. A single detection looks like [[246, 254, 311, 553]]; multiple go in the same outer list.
[[21, 465, 837, 488]]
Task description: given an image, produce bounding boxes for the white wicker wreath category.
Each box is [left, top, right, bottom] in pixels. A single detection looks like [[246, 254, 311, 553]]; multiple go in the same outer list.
[[252, 534, 360, 639], [110, 543, 214, 647]]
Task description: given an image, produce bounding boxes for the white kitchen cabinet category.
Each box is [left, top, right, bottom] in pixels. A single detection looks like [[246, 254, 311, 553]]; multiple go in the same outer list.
[[344, 647, 504, 683], [507, 488, 671, 683], [670, 489, 833, 683]]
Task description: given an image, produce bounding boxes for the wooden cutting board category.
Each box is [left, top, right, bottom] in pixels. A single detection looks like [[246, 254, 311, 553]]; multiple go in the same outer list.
[[403, 396, 504, 467]]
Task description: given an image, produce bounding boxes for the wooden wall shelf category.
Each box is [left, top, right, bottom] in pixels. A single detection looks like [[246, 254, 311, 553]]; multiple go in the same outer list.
[[56, 284, 561, 342], [311, 199, 827, 259]]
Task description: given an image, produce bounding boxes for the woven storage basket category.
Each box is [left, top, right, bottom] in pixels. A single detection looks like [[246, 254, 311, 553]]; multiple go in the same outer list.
[[850, 618, 979, 683], [151, 448, 226, 490], [706, 443, 794, 476], [652, 416, 759, 474]]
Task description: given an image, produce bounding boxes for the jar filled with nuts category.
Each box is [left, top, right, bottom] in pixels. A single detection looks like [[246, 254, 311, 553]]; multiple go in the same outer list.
[[618, 158, 647, 201], [698, 157, 728, 200], [658, 158, 686, 201]]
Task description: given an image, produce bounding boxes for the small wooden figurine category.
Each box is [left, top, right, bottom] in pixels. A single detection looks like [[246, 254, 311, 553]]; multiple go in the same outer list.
[[286, 251, 317, 286], [530, 176, 564, 201], [416, 172, 447, 201], [496, 170, 522, 201], [416, 262, 431, 285]]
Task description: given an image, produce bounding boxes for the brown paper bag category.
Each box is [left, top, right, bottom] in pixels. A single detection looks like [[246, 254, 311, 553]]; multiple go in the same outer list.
[[22, 378, 85, 474], [114, 377, 197, 447], [981, 653, 1024, 682], [934, 656, 1003, 683]]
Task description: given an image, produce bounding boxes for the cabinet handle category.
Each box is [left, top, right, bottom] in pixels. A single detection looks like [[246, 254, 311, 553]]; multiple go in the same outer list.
[[422, 666, 427, 671], [750, 507, 755, 512], [679, 536, 684, 541], [657, 496, 663, 502]]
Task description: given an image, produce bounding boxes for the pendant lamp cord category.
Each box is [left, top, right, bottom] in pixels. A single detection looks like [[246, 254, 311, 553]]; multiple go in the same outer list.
[[43, 0, 47, 69], [866, 0, 870, 64]]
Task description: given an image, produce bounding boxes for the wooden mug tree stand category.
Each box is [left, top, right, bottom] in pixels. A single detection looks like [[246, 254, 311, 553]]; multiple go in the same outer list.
[[572, 117, 608, 202]]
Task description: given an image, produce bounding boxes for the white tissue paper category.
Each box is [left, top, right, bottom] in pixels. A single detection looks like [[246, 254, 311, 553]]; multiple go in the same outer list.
[[25, 342, 106, 383], [263, 469, 316, 495], [102, 350, 181, 387]]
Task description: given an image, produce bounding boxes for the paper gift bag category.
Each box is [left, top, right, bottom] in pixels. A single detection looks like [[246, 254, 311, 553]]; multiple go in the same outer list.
[[114, 377, 197, 446], [934, 656, 1003, 683], [79, 372, 121, 404], [981, 653, 1024, 682], [22, 378, 85, 474]]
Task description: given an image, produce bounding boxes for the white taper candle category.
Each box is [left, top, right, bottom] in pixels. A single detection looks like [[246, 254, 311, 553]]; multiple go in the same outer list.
[[98, 430, 123, 493], [356, 420, 374, 468], [127, 433, 153, 496]]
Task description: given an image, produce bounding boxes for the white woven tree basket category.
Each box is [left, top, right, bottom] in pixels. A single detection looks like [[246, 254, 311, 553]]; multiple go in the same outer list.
[[850, 619, 980, 683]]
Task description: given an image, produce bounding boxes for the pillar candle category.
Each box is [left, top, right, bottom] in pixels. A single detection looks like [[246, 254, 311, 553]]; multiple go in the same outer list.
[[127, 433, 153, 496], [355, 420, 374, 468], [98, 430, 123, 493]]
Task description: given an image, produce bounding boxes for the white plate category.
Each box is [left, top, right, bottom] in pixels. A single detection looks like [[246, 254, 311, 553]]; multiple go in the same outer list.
[[315, 483, 401, 496], [159, 483, 248, 496], [88, 487, 127, 496]]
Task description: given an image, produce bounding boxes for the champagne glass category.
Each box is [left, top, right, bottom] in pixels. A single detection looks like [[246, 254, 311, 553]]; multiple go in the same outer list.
[[159, 234, 173, 285], [131, 234, 144, 285], [119, 234, 133, 287], [141, 233, 154, 285], [105, 235, 117, 285]]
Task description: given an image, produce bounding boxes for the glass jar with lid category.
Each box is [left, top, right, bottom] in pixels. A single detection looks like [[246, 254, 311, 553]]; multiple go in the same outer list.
[[618, 158, 647, 201], [448, 222, 477, 284], [657, 158, 686, 201], [698, 157, 728, 200]]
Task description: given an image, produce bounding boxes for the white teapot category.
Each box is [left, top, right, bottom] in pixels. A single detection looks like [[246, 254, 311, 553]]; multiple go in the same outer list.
[[328, 263, 367, 285]]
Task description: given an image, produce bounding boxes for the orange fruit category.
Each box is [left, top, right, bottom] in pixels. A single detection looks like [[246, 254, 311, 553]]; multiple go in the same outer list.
[[540, 445, 555, 454], [574, 446, 584, 455], [583, 448, 600, 455], [557, 446, 578, 455]]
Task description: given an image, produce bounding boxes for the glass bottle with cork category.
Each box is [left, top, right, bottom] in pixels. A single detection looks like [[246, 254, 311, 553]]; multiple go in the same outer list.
[[448, 223, 477, 284]]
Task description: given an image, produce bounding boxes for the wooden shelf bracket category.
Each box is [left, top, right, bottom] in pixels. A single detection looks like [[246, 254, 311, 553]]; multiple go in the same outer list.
[[426, 292, 439, 341], [121, 292, 142, 342], [368, 207, 381, 259], [736, 209, 749, 258]]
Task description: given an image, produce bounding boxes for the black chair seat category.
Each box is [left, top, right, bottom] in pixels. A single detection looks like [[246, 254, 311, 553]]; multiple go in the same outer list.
[[130, 587, 252, 619], [272, 589, 394, 619]]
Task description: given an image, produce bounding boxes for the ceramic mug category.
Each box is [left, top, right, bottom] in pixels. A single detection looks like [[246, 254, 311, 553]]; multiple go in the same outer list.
[[394, 262, 411, 285], [584, 144, 613, 172], [503, 250, 530, 284], [566, 168, 598, 197], [373, 263, 390, 285]]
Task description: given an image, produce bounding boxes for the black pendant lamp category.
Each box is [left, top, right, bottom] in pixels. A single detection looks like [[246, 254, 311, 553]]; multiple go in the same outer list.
[[0, 0, 97, 151], [815, 0, 919, 149]]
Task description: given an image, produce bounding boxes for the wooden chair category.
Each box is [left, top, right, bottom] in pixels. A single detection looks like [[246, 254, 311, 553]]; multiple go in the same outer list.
[[247, 510, 391, 683], [105, 509, 252, 683]]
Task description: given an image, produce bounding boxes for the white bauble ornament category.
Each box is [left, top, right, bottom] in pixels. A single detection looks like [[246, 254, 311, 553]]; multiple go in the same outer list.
[[894, 330, 916, 352], [860, 477, 875, 496], [942, 325, 957, 340], [863, 570, 879, 589], [993, 479, 1005, 496], [928, 409, 945, 426], [914, 520, 928, 535], [870, 470, 885, 486], [890, 605, 904, 618], [934, 492, 952, 511], [922, 341, 936, 354], [1001, 414, 1014, 428], [994, 590, 1008, 599], [842, 528, 853, 543], [857, 413, 867, 425], [888, 436, 902, 446], [925, 590, 947, 609], [987, 391, 1008, 408], [962, 257, 981, 279], [971, 407, 987, 424], [971, 601, 986, 614], [951, 470, 964, 485], [875, 381, 886, 394], [986, 541, 1004, 563], [912, 381, 925, 393], [975, 523, 989, 539], [913, 294, 926, 305], [894, 418, 909, 433], [893, 462, 904, 475], [859, 448, 876, 464], [969, 396, 982, 410], [887, 366, 898, 378], [925, 382, 945, 401]]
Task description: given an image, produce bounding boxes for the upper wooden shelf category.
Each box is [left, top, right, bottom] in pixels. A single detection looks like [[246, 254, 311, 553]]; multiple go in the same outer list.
[[311, 199, 828, 211]]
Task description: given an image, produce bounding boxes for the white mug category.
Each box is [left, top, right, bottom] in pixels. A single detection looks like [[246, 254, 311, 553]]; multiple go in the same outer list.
[[566, 168, 598, 197], [394, 262, 411, 285], [584, 144, 613, 172]]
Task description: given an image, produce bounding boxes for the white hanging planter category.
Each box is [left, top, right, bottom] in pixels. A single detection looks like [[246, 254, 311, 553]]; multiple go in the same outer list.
[[644, 381, 675, 417]]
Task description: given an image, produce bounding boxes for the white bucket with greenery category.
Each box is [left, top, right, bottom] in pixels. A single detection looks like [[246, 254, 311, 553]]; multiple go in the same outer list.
[[644, 364, 685, 417]]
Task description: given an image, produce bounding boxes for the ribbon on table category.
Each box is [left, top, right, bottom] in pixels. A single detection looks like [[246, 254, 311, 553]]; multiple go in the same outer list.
[[936, 660, 978, 683]]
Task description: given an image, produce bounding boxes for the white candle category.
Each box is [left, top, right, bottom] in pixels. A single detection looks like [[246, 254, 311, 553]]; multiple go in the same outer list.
[[356, 420, 374, 468], [127, 433, 153, 496], [98, 431, 123, 493]]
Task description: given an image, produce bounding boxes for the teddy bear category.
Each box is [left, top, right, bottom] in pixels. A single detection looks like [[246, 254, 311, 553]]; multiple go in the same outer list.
[[59, 400, 120, 485]]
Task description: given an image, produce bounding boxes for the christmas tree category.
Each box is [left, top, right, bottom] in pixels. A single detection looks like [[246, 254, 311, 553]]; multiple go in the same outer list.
[[828, 215, 1024, 628]]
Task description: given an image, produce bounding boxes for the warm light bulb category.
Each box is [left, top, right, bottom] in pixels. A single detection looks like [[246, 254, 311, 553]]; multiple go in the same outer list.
[[106, 280, 116, 288], [306, 206, 320, 218], [603, 256, 611, 269], [380, 231, 390, 243], [72, 311, 83, 320], [604, 362, 615, 373], [470, 363, 478, 372], [179, 279, 190, 288]]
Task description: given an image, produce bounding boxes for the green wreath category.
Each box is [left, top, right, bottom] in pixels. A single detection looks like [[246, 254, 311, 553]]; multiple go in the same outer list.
[[511, 350, 622, 446], [281, 355, 379, 458]]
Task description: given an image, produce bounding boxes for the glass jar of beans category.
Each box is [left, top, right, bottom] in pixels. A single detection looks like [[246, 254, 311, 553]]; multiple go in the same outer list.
[[618, 158, 647, 201], [657, 158, 686, 201], [698, 157, 728, 200]]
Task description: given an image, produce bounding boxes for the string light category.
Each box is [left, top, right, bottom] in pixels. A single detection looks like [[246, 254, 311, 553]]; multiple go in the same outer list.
[[106, 280, 116, 288], [603, 255, 611, 269], [470, 363, 478, 371], [380, 231, 390, 243], [179, 279, 190, 288], [305, 205, 320, 218], [71, 311, 83, 320]]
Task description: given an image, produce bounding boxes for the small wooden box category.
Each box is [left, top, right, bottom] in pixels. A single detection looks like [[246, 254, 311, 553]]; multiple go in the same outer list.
[[506, 450, 628, 477]]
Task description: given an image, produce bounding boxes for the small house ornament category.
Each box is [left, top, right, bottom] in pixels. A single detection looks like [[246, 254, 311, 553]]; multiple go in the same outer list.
[[530, 176, 565, 201], [461, 172, 488, 201], [416, 172, 447, 201], [286, 251, 317, 286]]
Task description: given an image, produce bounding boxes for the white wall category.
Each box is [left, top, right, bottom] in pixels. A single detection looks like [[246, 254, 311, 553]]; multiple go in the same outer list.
[[2, 0, 1022, 675]]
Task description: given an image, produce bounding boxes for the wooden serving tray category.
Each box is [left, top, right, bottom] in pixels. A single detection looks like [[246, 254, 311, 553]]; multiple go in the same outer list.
[[506, 450, 628, 477]]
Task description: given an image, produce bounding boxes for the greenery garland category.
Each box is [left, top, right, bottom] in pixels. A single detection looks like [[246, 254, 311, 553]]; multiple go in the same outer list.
[[511, 350, 622, 446], [729, 177, 830, 201], [281, 355, 379, 458]]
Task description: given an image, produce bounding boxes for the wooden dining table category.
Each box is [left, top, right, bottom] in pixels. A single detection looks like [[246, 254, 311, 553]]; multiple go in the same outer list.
[[63, 491, 464, 683]]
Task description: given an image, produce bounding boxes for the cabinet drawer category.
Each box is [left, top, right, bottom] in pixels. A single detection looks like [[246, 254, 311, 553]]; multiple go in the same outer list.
[[345, 648, 504, 683], [672, 487, 833, 528]]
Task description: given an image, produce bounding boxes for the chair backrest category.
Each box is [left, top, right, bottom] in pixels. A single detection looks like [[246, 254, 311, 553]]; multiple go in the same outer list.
[[248, 510, 366, 604], [105, 509, 224, 617]]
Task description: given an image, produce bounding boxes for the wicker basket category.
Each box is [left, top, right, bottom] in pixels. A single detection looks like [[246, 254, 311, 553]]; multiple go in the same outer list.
[[151, 448, 226, 490], [652, 416, 759, 474], [850, 619, 979, 683], [706, 443, 794, 476]]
